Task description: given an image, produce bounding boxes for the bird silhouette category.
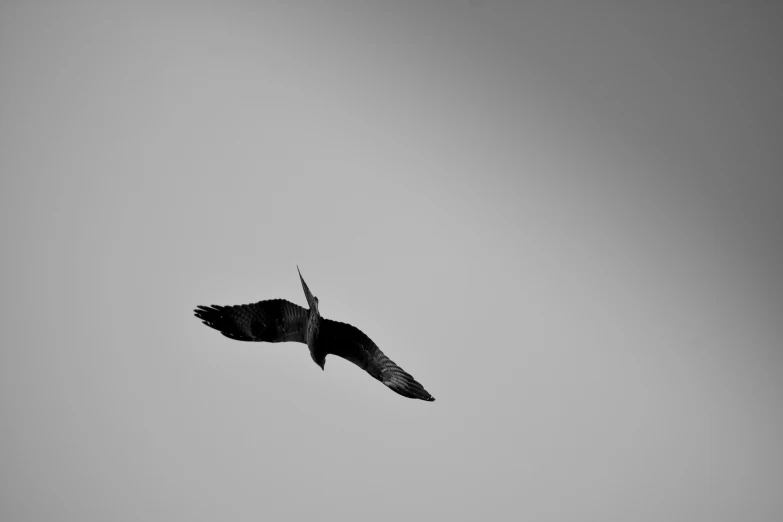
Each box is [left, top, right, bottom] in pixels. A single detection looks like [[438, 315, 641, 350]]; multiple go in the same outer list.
[[194, 267, 435, 401]]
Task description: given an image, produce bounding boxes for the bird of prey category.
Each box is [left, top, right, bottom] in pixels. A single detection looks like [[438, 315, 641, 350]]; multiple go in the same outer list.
[[193, 268, 435, 402]]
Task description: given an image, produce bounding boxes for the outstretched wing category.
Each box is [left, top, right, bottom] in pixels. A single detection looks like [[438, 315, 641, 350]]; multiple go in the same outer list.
[[320, 319, 435, 401], [194, 299, 308, 343]]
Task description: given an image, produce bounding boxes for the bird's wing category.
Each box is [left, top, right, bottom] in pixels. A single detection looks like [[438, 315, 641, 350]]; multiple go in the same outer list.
[[194, 299, 308, 343], [320, 318, 435, 401]]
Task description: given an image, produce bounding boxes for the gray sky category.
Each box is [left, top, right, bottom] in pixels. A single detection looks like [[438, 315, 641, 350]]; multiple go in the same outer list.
[[2, 2, 781, 521]]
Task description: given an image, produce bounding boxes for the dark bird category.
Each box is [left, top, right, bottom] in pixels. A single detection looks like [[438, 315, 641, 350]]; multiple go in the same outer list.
[[193, 268, 435, 402]]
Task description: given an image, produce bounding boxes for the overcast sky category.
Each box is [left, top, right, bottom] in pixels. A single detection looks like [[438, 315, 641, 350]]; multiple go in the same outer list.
[[2, 2, 782, 521]]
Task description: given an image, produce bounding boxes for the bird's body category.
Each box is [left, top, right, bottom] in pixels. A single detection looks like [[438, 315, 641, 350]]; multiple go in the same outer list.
[[194, 268, 435, 402], [305, 309, 325, 369]]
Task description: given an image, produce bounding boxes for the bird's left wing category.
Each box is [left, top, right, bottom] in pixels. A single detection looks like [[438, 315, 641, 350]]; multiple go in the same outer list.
[[320, 319, 435, 401], [194, 299, 308, 344]]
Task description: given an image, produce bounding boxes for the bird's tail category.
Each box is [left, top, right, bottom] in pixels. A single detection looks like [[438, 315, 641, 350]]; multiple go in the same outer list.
[[297, 266, 318, 311]]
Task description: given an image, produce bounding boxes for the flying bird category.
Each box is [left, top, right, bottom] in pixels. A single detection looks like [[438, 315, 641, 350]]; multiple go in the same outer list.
[[193, 268, 435, 401]]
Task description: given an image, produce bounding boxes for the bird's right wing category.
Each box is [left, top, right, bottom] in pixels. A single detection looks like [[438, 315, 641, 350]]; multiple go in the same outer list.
[[321, 319, 435, 401], [194, 299, 308, 343]]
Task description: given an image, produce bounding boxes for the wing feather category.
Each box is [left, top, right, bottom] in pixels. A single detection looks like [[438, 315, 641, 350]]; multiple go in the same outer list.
[[320, 319, 435, 401], [194, 299, 308, 343]]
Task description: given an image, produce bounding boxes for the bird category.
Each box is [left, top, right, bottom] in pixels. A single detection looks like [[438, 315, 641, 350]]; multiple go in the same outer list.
[[193, 267, 435, 402]]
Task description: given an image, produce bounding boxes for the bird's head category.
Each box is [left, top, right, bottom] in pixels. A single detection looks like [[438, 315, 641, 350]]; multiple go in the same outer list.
[[311, 351, 326, 371]]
